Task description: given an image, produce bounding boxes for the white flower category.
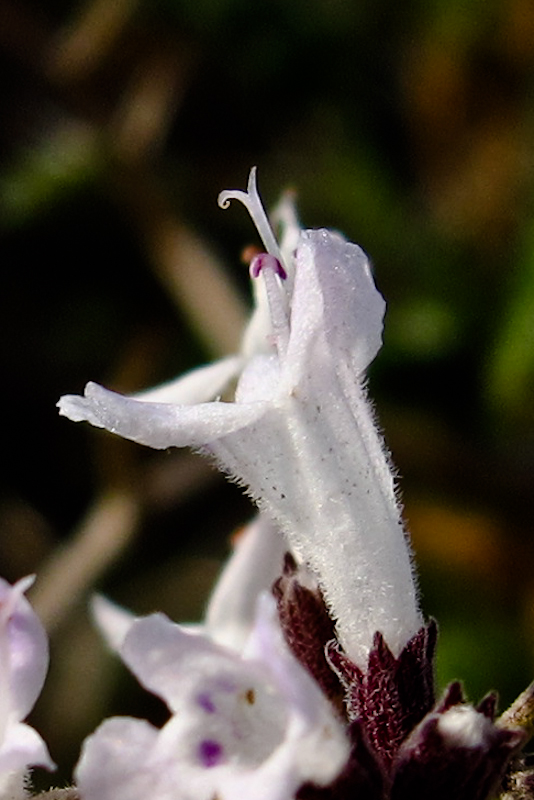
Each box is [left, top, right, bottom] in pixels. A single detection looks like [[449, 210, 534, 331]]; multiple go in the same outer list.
[[91, 514, 286, 654], [0, 576, 54, 798], [58, 168, 421, 667], [85, 515, 334, 800], [75, 594, 349, 800]]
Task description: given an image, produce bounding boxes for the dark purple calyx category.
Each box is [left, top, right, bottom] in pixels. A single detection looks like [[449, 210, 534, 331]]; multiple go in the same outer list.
[[272, 553, 528, 800], [390, 683, 526, 800], [298, 721, 388, 800], [273, 553, 344, 706], [327, 621, 437, 768], [297, 682, 526, 800]]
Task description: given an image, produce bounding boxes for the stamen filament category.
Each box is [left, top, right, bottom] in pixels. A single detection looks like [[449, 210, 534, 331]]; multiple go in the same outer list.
[[249, 253, 290, 355]]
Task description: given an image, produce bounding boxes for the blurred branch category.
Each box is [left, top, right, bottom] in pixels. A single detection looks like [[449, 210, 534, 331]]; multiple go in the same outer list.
[[498, 680, 534, 744], [48, 0, 140, 83], [110, 165, 247, 355], [1, 0, 247, 354], [110, 43, 196, 163], [30, 489, 141, 634]]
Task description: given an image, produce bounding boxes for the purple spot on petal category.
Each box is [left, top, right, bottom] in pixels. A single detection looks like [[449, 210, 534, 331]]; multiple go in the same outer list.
[[250, 253, 287, 280], [199, 739, 224, 768], [196, 692, 216, 713], [214, 677, 237, 693]]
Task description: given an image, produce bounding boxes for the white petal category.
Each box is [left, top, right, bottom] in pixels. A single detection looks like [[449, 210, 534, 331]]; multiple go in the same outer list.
[[205, 516, 286, 651], [0, 577, 49, 723], [234, 355, 281, 404], [153, 659, 290, 771], [120, 614, 224, 712], [292, 229, 398, 509], [75, 717, 161, 800], [247, 366, 420, 665], [58, 382, 268, 450], [220, 596, 348, 799], [133, 356, 243, 404], [242, 594, 315, 713], [90, 595, 137, 652], [245, 594, 347, 729], [103, 599, 348, 800], [0, 721, 54, 775], [290, 229, 385, 380]]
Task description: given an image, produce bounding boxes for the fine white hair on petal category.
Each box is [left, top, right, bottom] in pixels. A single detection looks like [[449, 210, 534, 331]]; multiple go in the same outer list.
[[290, 229, 385, 379], [57, 382, 267, 450]]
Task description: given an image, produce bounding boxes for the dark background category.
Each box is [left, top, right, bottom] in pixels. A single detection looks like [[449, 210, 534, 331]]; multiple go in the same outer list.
[[0, 0, 533, 784]]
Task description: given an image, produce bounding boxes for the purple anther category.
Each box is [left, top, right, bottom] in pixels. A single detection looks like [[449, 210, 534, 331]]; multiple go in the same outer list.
[[198, 739, 224, 768], [249, 253, 287, 280]]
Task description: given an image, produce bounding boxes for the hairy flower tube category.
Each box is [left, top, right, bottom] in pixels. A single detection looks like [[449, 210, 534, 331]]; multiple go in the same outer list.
[[0, 576, 54, 798], [58, 167, 421, 668]]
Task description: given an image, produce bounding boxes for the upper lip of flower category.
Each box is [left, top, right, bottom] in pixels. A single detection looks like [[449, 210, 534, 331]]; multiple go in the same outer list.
[[57, 168, 421, 667]]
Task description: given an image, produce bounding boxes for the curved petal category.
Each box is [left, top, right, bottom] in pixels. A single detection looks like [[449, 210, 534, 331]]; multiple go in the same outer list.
[[58, 382, 268, 450], [289, 230, 385, 381], [75, 717, 160, 800], [90, 595, 137, 652], [0, 577, 49, 723], [121, 614, 224, 712], [133, 356, 243, 404], [57, 175, 421, 669], [0, 721, 54, 774], [205, 516, 286, 651]]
